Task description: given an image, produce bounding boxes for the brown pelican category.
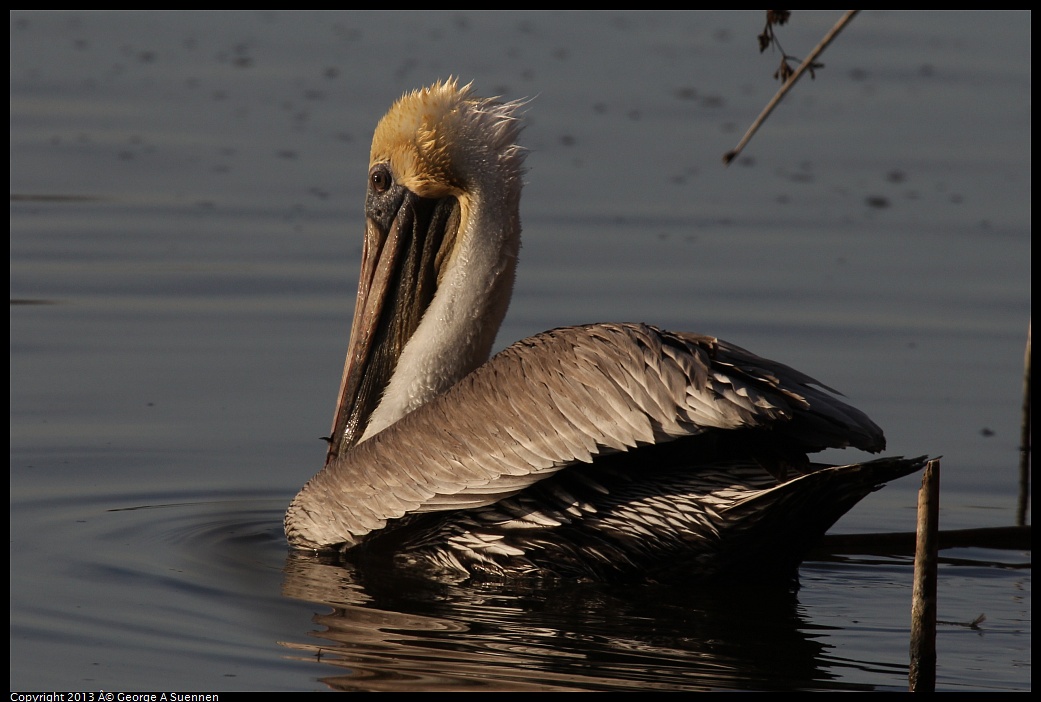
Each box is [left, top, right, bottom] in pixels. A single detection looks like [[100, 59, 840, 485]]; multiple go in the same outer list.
[[285, 80, 924, 583]]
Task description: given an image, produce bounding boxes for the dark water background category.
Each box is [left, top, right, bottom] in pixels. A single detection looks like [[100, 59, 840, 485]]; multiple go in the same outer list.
[[10, 11, 1029, 691]]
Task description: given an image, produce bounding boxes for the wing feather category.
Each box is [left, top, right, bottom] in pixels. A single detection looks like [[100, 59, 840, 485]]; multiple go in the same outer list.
[[286, 322, 884, 549]]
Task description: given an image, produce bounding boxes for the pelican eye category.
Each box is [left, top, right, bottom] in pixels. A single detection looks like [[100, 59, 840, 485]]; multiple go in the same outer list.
[[370, 164, 392, 193]]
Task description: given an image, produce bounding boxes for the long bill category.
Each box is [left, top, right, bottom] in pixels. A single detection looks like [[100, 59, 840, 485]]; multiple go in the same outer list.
[[323, 190, 460, 466]]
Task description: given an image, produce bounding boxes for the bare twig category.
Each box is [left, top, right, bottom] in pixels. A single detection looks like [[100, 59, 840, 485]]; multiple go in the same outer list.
[[723, 10, 861, 165], [937, 613, 986, 630], [816, 524, 1031, 556]]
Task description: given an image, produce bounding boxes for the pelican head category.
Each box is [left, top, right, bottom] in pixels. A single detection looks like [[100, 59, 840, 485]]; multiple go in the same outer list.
[[326, 80, 527, 464]]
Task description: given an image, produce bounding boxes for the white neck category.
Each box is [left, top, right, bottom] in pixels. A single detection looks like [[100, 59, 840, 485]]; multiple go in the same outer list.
[[360, 185, 521, 441]]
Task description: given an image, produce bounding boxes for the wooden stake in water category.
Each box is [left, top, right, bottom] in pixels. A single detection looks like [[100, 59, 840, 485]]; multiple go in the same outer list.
[[1018, 320, 1031, 527], [909, 459, 939, 692]]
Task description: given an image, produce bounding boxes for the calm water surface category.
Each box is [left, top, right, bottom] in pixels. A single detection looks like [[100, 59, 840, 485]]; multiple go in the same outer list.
[[10, 11, 1030, 691]]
